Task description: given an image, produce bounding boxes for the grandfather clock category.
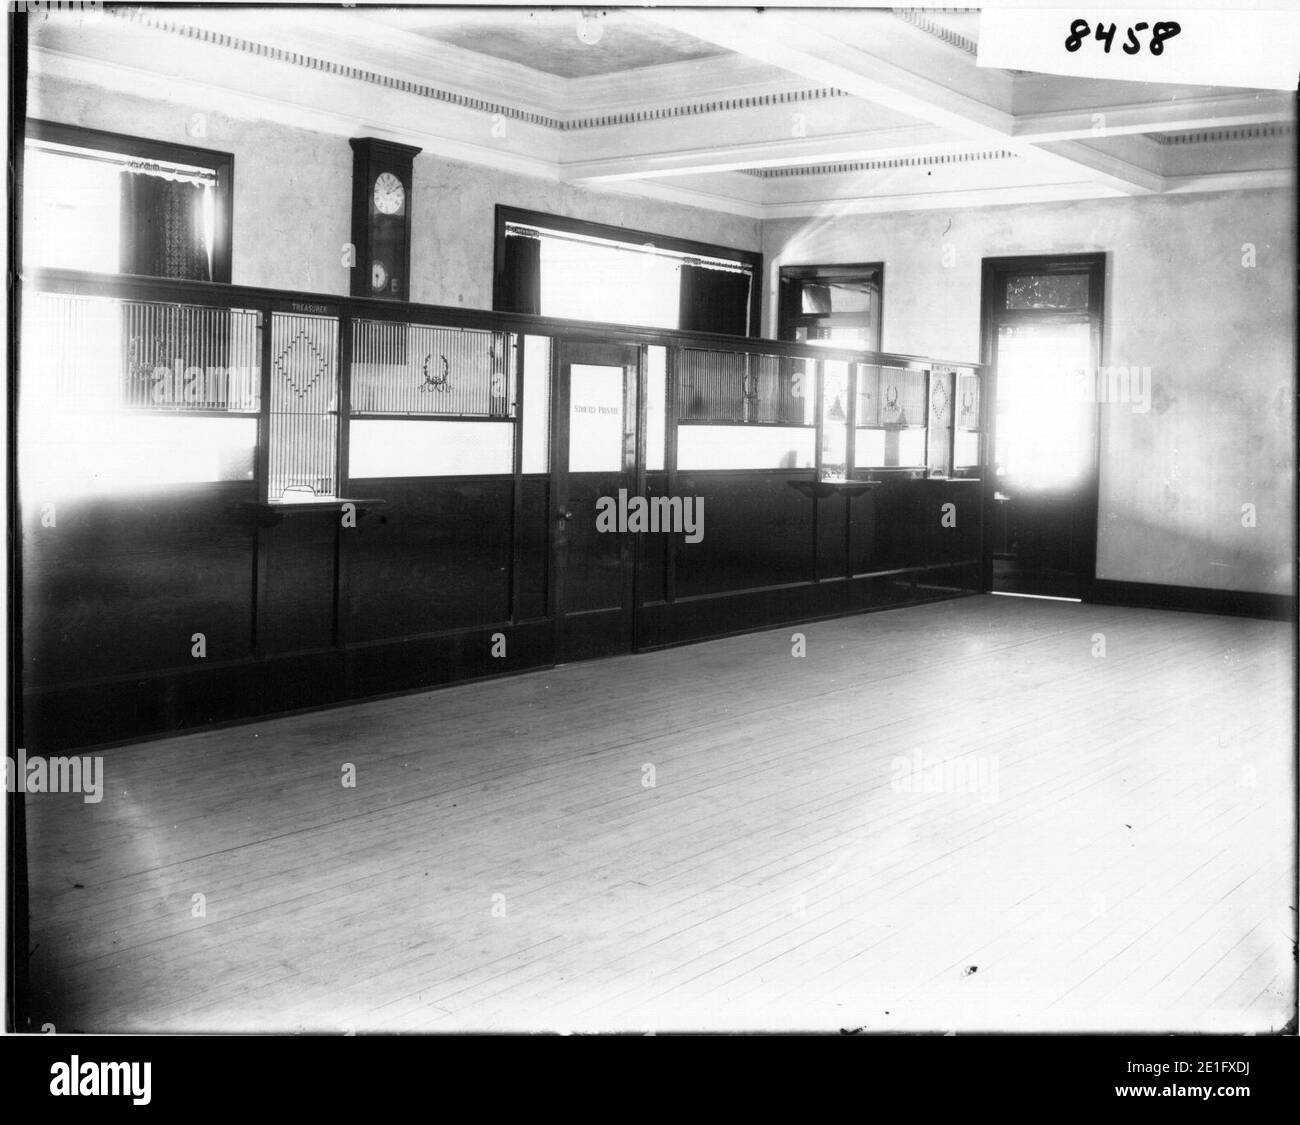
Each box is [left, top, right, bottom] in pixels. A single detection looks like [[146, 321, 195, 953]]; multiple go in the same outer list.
[[349, 137, 421, 300]]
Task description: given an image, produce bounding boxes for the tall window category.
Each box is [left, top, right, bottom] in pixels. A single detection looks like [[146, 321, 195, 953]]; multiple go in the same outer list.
[[23, 120, 233, 282], [778, 263, 883, 350], [494, 207, 760, 336]]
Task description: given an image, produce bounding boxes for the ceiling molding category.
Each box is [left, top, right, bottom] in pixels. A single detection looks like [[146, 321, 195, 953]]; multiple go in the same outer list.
[[107, 7, 568, 129], [558, 52, 825, 115], [596, 176, 766, 221], [1155, 123, 1295, 146], [1033, 139, 1163, 194], [105, 6, 849, 136], [640, 8, 1015, 137], [559, 125, 980, 182], [758, 164, 1291, 218], [762, 181, 1131, 220], [1013, 92, 1295, 142], [745, 149, 1019, 178], [29, 7, 1295, 223], [889, 8, 979, 57], [29, 44, 562, 178], [28, 43, 764, 223], [1161, 169, 1294, 194], [564, 87, 848, 132], [636, 7, 1164, 194]]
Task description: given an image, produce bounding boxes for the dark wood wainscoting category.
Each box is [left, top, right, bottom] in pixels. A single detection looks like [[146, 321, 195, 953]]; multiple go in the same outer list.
[[20, 472, 984, 753]]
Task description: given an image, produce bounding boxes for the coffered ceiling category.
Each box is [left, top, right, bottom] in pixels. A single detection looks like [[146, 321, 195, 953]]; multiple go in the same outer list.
[[389, 7, 729, 79], [27, 5, 1295, 220]]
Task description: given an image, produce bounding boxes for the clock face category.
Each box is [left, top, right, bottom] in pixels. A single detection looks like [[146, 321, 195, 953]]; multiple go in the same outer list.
[[371, 260, 388, 292], [373, 172, 405, 215]]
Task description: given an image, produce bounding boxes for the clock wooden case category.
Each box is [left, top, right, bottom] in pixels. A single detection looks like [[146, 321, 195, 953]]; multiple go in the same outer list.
[[349, 137, 421, 300]]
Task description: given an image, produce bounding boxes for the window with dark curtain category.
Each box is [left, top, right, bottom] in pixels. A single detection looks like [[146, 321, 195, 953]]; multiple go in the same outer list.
[[119, 170, 211, 281], [678, 263, 750, 336], [120, 168, 227, 388], [499, 229, 541, 315]]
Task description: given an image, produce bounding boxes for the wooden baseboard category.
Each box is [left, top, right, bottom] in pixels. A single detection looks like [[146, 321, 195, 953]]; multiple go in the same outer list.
[[1091, 578, 1296, 621]]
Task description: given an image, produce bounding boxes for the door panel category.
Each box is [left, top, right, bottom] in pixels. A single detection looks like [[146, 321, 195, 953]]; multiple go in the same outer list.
[[553, 342, 639, 660], [983, 256, 1103, 599]]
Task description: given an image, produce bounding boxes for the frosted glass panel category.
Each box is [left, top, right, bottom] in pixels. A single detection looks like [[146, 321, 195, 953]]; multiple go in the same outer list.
[[955, 430, 980, 469], [522, 335, 551, 474], [855, 428, 926, 468], [349, 420, 514, 477], [678, 425, 815, 470], [22, 415, 256, 498], [821, 360, 850, 478], [995, 320, 1093, 488], [568, 364, 625, 473], [19, 291, 259, 499], [646, 346, 666, 472]]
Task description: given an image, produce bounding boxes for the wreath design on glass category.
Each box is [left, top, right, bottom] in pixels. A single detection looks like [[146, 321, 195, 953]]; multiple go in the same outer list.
[[960, 387, 976, 424], [127, 334, 166, 389], [420, 353, 451, 393]]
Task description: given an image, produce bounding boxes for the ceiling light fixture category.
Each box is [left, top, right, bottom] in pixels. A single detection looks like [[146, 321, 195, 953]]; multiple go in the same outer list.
[[576, 10, 605, 45]]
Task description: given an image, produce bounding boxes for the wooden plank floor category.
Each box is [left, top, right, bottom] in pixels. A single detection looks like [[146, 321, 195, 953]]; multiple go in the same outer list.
[[22, 595, 1295, 1033]]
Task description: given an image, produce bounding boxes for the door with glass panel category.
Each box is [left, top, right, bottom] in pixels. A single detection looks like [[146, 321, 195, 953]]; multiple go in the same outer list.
[[981, 254, 1104, 599], [553, 340, 640, 661]]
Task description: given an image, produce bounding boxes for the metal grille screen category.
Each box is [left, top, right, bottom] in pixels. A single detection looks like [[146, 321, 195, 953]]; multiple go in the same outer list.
[[121, 301, 260, 411], [351, 320, 517, 417], [269, 312, 339, 500], [26, 291, 260, 413], [857, 365, 928, 429], [20, 291, 260, 496], [677, 349, 812, 425]]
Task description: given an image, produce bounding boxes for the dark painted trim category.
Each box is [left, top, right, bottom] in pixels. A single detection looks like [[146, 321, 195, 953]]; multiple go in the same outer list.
[[9, 5, 31, 1034], [28, 266, 985, 372], [777, 261, 884, 351], [1091, 579, 1296, 621], [639, 569, 978, 651], [979, 251, 1106, 598]]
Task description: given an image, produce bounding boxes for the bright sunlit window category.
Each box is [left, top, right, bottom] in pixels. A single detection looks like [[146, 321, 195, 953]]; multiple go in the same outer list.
[[498, 211, 758, 335], [539, 233, 682, 329], [24, 146, 122, 272]]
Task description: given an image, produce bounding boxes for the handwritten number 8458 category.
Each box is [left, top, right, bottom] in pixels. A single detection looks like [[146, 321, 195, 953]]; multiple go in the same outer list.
[[1065, 20, 1181, 55]]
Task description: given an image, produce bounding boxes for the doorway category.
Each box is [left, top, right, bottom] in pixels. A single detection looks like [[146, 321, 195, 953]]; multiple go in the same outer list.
[[552, 340, 641, 661], [980, 254, 1105, 599]]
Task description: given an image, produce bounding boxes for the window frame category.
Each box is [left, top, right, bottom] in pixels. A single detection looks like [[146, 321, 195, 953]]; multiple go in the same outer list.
[[777, 262, 884, 351], [24, 118, 234, 283], [853, 362, 931, 472], [492, 204, 762, 337]]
